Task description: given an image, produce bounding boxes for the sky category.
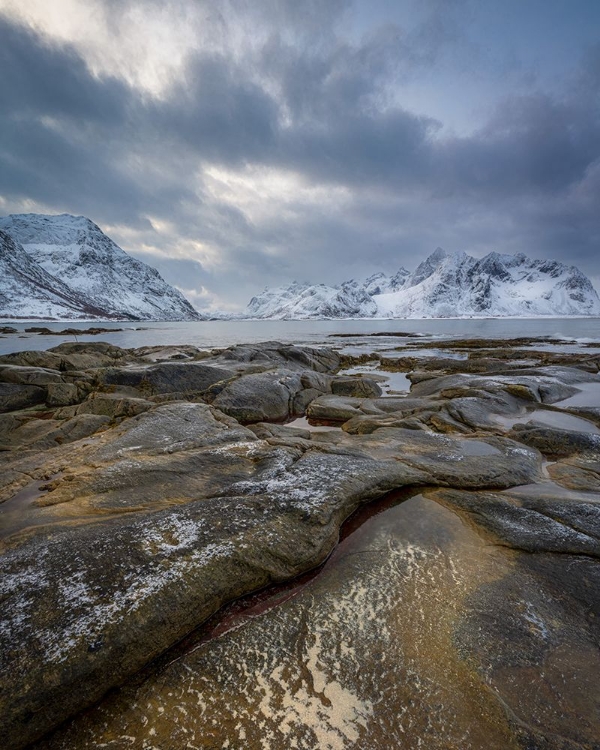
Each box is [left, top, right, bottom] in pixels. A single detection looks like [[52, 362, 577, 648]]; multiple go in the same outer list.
[[0, 0, 599, 311]]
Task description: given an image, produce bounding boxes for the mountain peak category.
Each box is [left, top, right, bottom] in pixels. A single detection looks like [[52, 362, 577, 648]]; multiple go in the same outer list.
[[0, 213, 201, 321], [0, 213, 109, 248], [409, 247, 458, 286], [244, 249, 600, 319]]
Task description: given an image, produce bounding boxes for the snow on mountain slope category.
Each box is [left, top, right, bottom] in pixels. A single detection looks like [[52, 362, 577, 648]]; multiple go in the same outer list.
[[363, 268, 410, 295], [245, 249, 600, 319], [375, 251, 600, 318], [0, 214, 201, 321], [247, 280, 377, 319], [0, 230, 110, 319]]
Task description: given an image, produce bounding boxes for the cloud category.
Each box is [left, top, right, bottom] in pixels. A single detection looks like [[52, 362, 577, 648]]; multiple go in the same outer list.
[[0, 2, 599, 310]]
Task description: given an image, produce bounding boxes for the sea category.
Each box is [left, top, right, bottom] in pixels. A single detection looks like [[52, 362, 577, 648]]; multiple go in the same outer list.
[[1, 317, 600, 357]]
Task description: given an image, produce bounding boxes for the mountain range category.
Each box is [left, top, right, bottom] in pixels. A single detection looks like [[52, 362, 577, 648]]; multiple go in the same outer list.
[[1, 214, 598, 321], [246, 247, 600, 319], [0, 214, 200, 321]]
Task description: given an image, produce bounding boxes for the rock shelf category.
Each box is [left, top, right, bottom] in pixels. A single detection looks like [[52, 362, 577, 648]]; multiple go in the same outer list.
[[0, 338, 599, 749]]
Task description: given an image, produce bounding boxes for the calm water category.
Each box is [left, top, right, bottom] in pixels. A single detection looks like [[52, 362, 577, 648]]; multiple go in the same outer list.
[[1, 317, 599, 355]]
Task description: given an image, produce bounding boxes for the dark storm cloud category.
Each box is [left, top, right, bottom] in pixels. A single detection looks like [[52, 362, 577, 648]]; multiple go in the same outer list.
[[0, 18, 128, 124], [0, 3, 599, 307], [144, 18, 599, 204], [437, 93, 600, 198], [0, 18, 200, 226], [152, 53, 279, 165]]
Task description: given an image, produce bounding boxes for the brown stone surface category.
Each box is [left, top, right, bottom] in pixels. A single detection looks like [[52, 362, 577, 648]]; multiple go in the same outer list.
[[0, 339, 599, 749]]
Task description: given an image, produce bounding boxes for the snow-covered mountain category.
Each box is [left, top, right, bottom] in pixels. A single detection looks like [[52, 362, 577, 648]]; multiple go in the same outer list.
[[245, 248, 600, 319], [0, 230, 108, 319], [0, 214, 201, 321], [247, 280, 377, 319]]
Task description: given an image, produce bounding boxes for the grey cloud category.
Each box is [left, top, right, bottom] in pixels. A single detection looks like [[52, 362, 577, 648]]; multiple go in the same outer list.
[[153, 53, 279, 165], [0, 19, 201, 227], [0, 3, 599, 308], [0, 18, 129, 124], [438, 93, 600, 197]]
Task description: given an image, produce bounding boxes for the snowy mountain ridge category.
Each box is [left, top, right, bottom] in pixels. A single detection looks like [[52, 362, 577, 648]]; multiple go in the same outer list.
[[246, 248, 600, 319], [0, 214, 201, 321]]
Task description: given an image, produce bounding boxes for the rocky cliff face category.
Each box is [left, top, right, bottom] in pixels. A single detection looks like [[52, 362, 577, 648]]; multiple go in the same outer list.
[[245, 248, 600, 319], [0, 214, 201, 321]]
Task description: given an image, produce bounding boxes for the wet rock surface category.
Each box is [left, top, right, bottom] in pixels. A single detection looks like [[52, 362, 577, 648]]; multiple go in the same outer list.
[[33, 491, 600, 750], [0, 337, 599, 749]]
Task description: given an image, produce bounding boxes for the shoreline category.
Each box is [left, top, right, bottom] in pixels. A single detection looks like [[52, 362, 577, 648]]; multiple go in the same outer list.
[[3, 314, 600, 324]]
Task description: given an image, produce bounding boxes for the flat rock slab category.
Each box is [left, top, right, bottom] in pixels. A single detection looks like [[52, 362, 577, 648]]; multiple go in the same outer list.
[[0, 401, 542, 748], [35, 492, 600, 750], [99, 361, 236, 394]]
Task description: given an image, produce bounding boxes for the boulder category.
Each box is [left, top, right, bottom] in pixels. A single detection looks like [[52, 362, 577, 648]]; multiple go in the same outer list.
[[0, 344, 126, 372], [46, 383, 79, 407], [0, 365, 63, 386], [0, 413, 110, 452], [434, 487, 600, 557], [330, 376, 382, 398], [212, 370, 303, 423], [548, 455, 600, 491], [211, 369, 333, 424], [0, 382, 46, 413], [509, 424, 600, 458], [47, 342, 128, 370], [75, 392, 153, 419], [99, 361, 235, 395], [307, 395, 365, 422], [216, 342, 339, 373]]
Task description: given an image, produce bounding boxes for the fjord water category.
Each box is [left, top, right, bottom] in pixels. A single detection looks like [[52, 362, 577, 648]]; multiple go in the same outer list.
[[1, 316, 600, 355]]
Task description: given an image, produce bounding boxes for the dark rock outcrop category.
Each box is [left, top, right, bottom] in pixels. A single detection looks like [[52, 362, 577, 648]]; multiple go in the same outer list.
[[0, 382, 46, 413]]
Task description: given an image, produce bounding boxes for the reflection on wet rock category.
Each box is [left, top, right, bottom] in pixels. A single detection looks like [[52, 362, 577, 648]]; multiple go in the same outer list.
[[37, 496, 522, 749]]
